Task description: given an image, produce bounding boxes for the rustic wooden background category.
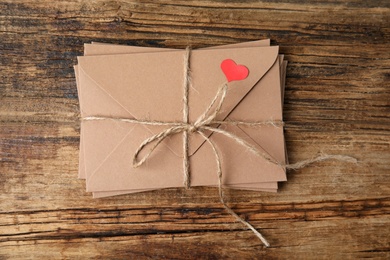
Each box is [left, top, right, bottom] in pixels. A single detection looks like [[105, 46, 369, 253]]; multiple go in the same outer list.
[[1, 0, 389, 259]]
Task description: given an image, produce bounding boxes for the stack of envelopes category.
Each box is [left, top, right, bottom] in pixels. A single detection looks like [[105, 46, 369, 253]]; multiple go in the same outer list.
[[74, 39, 288, 198]]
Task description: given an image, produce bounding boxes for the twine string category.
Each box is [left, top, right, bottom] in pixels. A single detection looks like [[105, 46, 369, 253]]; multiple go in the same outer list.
[[182, 47, 191, 189], [82, 47, 357, 247], [197, 130, 271, 247]]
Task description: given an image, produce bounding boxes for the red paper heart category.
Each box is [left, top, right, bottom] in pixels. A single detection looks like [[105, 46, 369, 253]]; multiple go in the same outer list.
[[220, 59, 249, 82]]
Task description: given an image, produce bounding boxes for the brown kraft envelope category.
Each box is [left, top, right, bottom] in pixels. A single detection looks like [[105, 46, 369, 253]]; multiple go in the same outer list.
[[75, 40, 286, 197], [76, 45, 287, 194]]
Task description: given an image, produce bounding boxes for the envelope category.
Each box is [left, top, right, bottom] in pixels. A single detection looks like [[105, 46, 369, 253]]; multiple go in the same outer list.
[[75, 40, 287, 197]]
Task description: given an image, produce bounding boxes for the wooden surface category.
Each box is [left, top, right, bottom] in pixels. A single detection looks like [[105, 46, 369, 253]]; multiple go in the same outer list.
[[1, 0, 389, 259]]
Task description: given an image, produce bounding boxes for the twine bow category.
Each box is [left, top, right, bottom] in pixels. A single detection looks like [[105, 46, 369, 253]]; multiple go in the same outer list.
[[83, 47, 357, 247]]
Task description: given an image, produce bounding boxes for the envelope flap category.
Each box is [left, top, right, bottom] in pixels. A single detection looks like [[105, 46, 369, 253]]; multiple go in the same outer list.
[[186, 46, 280, 155], [77, 46, 279, 157], [189, 46, 279, 122]]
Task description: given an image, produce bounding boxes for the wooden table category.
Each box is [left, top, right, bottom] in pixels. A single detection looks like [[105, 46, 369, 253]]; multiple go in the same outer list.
[[1, 1, 389, 258]]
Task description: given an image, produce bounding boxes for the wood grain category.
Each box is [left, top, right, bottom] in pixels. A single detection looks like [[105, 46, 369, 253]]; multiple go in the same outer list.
[[1, 0, 389, 258]]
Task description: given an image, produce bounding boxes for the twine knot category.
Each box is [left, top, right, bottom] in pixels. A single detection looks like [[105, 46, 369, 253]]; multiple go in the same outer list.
[[188, 124, 199, 133]]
